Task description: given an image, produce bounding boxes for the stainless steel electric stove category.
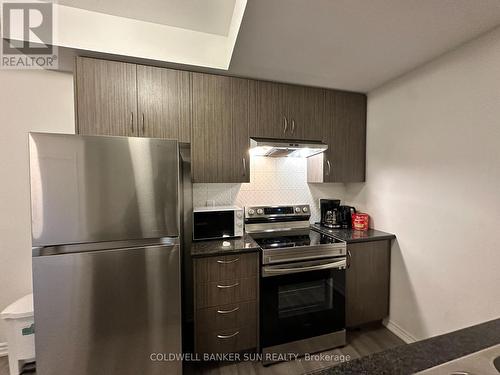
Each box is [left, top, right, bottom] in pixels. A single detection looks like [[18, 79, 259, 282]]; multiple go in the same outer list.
[[245, 204, 348, 364]]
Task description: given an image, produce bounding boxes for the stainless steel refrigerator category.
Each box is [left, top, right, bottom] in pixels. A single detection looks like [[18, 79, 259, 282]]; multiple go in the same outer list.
[[29, 133, 190, 375]]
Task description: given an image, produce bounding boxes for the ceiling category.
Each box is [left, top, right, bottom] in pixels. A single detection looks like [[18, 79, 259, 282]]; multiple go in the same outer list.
[[56, 0, 237, 36], [228, 0, 500, 92], [48, 0, 246, 70], [51, 0, 500, 92]]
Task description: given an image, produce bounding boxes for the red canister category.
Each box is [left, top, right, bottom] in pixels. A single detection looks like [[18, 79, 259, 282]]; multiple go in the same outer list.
[[352, 213, 369, 231]]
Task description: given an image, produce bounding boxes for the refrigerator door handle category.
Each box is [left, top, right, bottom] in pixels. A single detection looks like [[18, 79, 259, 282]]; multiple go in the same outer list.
[[33, 237, 180, 257]]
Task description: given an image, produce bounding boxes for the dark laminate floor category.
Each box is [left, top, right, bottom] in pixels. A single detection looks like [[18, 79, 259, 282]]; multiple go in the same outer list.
[[0, 325, 404, 375], [185, 325, 405, 375]]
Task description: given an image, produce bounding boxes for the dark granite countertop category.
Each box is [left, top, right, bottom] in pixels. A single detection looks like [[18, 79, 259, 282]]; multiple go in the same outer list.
[[310, 223, 396, 243], [191, 233, 260, 258], [308, 318, 500, 375]]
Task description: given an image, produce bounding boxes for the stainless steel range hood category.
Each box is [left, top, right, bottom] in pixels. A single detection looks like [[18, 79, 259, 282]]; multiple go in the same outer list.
[[249, 137, 328, 158]]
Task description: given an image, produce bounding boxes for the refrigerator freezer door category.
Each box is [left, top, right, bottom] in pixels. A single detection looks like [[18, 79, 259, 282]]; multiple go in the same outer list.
[[33, 241, 181, 375], [29, 133, 179, 246]]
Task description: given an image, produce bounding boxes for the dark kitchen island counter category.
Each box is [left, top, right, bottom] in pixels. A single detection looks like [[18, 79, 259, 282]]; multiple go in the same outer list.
[[308, 318, 500, 375], [310, 224, 396, 243], [191, 233, 260, 257]]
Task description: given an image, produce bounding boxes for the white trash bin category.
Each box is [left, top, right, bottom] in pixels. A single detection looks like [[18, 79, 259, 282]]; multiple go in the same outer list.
[[1, 294, 35, 375]]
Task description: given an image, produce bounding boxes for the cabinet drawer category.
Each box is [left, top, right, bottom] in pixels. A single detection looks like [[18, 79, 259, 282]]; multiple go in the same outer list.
[[196, 324, 256, 354], [194, 252, 258, 283], [196, 277, 257, 309], [196, 301, 256, 333]]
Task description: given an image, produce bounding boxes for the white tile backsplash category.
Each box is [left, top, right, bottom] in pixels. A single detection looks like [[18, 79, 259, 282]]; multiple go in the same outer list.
[[193, 156, 347, 222]]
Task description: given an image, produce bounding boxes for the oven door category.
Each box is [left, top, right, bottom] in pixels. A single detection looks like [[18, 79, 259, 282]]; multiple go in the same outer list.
[[261, 258, 346, 349]]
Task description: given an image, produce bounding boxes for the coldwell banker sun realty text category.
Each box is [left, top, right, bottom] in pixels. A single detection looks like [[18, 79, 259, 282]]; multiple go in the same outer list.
[[150, 352, 352, 363], [1, 0, 58, 69]]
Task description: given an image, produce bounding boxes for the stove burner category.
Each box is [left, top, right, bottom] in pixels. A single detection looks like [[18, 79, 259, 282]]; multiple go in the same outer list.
[[256, 235, 311, 249], [245, 205, 347, 265], [254, 232, 339, 250]]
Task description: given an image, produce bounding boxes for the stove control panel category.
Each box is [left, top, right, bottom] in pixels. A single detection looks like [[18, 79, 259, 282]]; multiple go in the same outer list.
[[245, 204, 310, 219]]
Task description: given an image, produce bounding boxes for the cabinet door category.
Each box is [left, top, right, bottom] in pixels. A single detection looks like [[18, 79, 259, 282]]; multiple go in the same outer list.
[[137, 66, 191, 142], [251, 80, 287, 139], [75, 57, 137, 136], [318, 90, 336, 181], [346, 240, 390, 327], [310, 90, 366, 183], [307, 90, 336, 182], [191, 73, 252, 183], [284, 85, 325, 141], [330, 91, 366, 182], [252, 82, 324, 141]]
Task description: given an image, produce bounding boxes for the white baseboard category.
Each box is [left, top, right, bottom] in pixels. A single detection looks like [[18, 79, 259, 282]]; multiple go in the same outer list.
[[383, 319, 418, 344], [0, 342, 7, 357]]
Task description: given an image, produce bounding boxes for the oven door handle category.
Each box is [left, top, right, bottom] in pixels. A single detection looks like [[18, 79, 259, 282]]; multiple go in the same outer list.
[[244, 227, 294, 234], [262, 258, 346, 277]]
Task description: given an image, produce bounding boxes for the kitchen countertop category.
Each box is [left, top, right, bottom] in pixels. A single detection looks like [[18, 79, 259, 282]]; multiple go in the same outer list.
[[416, 343, 500, 374], [191, 233, 260, 257], [308, 318, 500, 375], [310, 223, 396, 243]]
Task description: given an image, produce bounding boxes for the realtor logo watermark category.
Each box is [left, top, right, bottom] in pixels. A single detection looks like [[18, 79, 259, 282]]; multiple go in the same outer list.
[[1, 1, 58, 69]]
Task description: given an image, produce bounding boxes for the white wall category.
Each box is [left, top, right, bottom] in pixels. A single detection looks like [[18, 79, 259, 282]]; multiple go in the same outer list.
[[0, 69, 75, 343], [344, 26, 500, 341], [194, 156, 346, 222]]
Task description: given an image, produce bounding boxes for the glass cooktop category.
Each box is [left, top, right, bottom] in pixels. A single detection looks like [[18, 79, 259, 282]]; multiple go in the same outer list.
[[252, 229, 343, 250]]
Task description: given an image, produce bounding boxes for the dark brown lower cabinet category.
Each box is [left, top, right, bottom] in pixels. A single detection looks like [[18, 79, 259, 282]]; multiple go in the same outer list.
[[196, 324, 257, 355], [195, 277, 257, 309], [193, 252, 259, 354], [346, 240, 391, 327]]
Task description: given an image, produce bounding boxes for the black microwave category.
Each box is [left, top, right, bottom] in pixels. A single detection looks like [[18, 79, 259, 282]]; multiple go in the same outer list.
[[193, 206, 244, 241]]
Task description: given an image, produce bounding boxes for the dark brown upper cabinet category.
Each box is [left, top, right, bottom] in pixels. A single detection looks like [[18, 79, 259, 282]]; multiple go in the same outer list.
[[308, 90, 367, 183], [137, 65, 191, 142], [251, 82, 324, 141], [75, 57, 366, 183], [191, 72, 253, 183], [251, 80, 287, 139], [75, 57, 138, 137], [76, 57, 191, 142], [283, 84, 325, 141], [330, 91, 366, 182]]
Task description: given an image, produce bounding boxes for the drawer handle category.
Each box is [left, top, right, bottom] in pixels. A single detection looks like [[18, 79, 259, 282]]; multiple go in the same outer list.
[[217, 307, 239, 314], [216, 258, 239, 264], [216, 282, 239, 289], [217, 331, 239, 339]]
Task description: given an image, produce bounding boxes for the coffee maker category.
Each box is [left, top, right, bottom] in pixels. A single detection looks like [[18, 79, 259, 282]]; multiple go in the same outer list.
[[320, 199, 356, 229], [320, 199, 341, 228]]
